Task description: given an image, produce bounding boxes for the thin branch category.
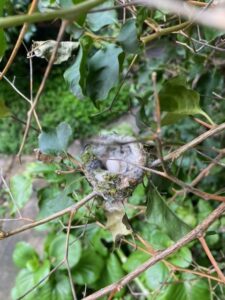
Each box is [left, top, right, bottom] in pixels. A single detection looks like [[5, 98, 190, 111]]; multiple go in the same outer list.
[[0, 169, 22, 218], [65, 211, 77, 300], [0, 0, 106, 28], [0, 191, 98, 239], [83, 202, 225, 300], [17, 20, 68, 158], [199, 236, 225, 283], [151, 122, 225, 167], [0, 0, 38, 80]]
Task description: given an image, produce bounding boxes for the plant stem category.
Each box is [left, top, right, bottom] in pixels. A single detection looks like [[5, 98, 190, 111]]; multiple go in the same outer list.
[[0, 0, 105, 28], [141, 21, 191, 44]]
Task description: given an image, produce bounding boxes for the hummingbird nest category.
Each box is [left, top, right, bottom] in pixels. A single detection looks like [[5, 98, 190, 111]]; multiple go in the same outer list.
[[81, 134, 146, 205]]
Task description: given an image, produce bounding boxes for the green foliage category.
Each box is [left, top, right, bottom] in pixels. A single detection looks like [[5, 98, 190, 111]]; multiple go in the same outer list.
[[86, 0, 117, 32], [159, 76, 214, 125], [13, 242, 39, 269], [146, 185, 190, 241], [0, 99, 11, 117], [2, 2, 225, 300], [86, 44, 123, 101], [48, 233, 81, 269], [117, 19, 142, 54], [39, 122, 72, 155], [9, 174, 32, 212]]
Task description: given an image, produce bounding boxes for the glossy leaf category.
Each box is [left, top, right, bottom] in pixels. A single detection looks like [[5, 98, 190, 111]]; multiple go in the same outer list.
[[86, 0, 117, 32], [39, 122, 72, 155], [146, 186, 190, 241], [49, 233, 81, 270], [158, 274, 210, 300], [168, 247, 192, 268], [86, 44, 123, 101], [117, 19, 142, 54], [159, 77, 214, 125], [145, 262, 170, 290], [0, 99, 11, 118], [64, 36, 93, 99], [72, 249, 104, 284], [13, 242, 38, 269], [10, 175, 32, 211], [123, 250, 150, 273]]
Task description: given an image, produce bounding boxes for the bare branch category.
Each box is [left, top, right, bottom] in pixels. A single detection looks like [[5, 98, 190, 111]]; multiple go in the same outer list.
[[83, 202, 225, 300], [151, 122, 225, 167], [0, 191, 98, 239]]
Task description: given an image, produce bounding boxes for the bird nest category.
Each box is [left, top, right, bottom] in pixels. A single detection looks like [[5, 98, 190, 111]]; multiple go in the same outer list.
[[81, 134, 146, 205]]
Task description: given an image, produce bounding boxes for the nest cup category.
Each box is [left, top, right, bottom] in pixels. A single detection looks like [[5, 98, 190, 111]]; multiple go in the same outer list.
[[82, 134, 146, 204]]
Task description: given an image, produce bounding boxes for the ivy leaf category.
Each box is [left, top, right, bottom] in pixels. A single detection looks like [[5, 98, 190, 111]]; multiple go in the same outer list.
[[159, 76, 214, 125], [72, 249, 104, 284], [86, 44, 123, 101], [38, 122, 72, 155], [13, 242, 38, 269], [86, 0, 117, 32], [0, 99, 11, 118], [49, 233, 81, 270], [123, 250, 150, 273], [64, 36, 93, 100], [158, 274, 210, 300], [10, 175, 32, 211], [117, 19, 142, 54], [146, 186, 190, 241], [145, 262, 170, 290], [168, 247, 192, 268]]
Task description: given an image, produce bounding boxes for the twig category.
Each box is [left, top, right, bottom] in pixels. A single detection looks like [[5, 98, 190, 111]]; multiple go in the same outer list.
[[199, 236, 225, 283], [17, 20, 69, 158], [152, 71, 167, 173], [151, 122, 225, 167], [0, 169, 22, 218], [83, 202, 225, 299], [0, 0, 38, 80], [0, 191, 98, 239], [65, 211, 77, 300]]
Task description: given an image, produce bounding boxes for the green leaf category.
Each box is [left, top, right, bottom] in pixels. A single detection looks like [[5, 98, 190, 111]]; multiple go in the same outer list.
[[145, 262, 170, 290], [33, 260, 50, 286], [38, 122, 72, 155], [86, 44, 123, 101], [168, 247, 192, 268], [10, 175, 32, 211], [158, 274, 211, 300], [96, 253, 125, 297], [0, 99, 11, 118], [64, 36, 92, 99], [52, 274, 73, 300], [146, 186, 190, 241], [72, 248, 104, 284], [13, 242, 38, 269], [86, 0, 117, 32], [159, 76, 214, 125], [11, 269, 36, 300], [123, 250, 150, 273], [117, 19, 142, 54], [49, 233, 81, 270], [86, 227, 111, 257], [37, 188, 74, 220]]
